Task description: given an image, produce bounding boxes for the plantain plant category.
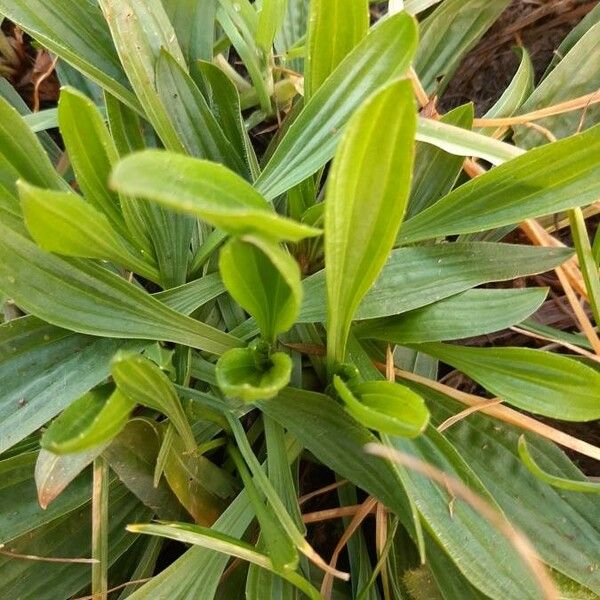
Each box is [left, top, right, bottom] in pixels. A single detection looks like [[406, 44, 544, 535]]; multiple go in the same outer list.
[[0, 1, 599, 599]]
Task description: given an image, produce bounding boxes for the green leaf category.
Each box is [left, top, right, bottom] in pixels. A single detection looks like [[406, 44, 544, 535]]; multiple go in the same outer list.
[[357, 288, 547, 344], [415, 116, 522, 166], [164, 0, 218, 63], [0, 483, 149, 600], [111, 150, 321, 242], [0, 76, 62, 163], [518, 436, 600, 494], [415, 0, 509, 95], [325, 79, 416, 364], [98, 0, 198, 288], [41, 386, 135, 455], [333, 377, 429, 438], [111, 353, 197, 452], [0, 96, 64, 193], [98, 0, 186, 152], [422, 387, 600, 594], [103, 418, 184, 519], [274, 0, 308, 72], [216, 2, 272, 114], [543, 3, 600, 77], [305, 0, 368, 99], [387, 428, 542, 600], [256, 0, 289, 53], [408, 104, 473, 218], [57, 86, 128, 235], [0, 222, 240, 355], [0, 0, 139, 111], [256, 11, 418, 199], [220, 237, 302, 340], [163, 431, 234, 525], [0, 315, 139, 455], [300, 243, 571, 323], [399, 124, 600, 243], [514, 23, 600, 148], [415, 343, 600, 421], [154, 272, 226, 314], [19, 183, 160, 283], [481, 47, 534, 121], [193, 60, 258, 180], [258, 388, 419, 541], [1, 451, 91, 542], [216, 346, 292, 402], [155, 49, 245, 172], [128, 522, 321, 599], [228, 444, 299, 572]]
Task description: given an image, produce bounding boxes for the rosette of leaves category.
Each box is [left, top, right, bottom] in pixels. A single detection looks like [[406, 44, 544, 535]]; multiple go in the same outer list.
[[0, 1, 599, 599]]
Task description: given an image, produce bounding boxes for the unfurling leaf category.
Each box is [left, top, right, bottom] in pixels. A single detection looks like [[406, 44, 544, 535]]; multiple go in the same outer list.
[[216, 343, 292, 402], [333, 376, 429, 438]]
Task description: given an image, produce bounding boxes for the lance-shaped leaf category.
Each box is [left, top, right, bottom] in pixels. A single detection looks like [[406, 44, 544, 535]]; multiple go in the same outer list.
[[305, 0, 368, 99], [228, 445, 299, 572], [399, 124, 600, 243], [256, 0, 289, 53], [333, 376, 429, 438], [256, 12, 418, 199], [155, 50, 246, 173], [415, 0, 509, 95], [326, 79, 416, 365], [219, 237, 302, 340], [98, 0, 186, 152], [1, 450, 92, 542], [0, 96, 64, 193], [0, 221, 240, 355], [57, 87, 127, 235], [216, 345, 292, 402], [356, 288, 547, 344], [111, 151, 321, 242], [111, 353, 197, 452], [128, 522, 321, 599], [19, 183, 160, 283], [41, 386, 135, 455], [415, 343, 600, 422], [408, 104, 474, 218]]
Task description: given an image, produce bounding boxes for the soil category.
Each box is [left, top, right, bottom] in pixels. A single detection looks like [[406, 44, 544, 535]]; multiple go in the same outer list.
[[441, 0, 599, 115]]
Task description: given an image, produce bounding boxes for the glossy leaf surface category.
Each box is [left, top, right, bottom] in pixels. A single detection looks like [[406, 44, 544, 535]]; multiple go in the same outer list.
[[416, 343, 600, 421], [41, 386, 134, 455], [325, 80, 416, 364], [111, 151, 321, 242]]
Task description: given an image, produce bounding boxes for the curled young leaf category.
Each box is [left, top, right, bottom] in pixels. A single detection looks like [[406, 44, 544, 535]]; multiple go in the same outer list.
[[333, 376, 429, 438], [219, 236, 302, 342], [216, 343, 292, 402], [41, 385, 135, 455]]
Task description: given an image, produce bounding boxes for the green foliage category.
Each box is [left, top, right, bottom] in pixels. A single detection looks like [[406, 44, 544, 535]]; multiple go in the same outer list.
[[0, 1, 599, 599]]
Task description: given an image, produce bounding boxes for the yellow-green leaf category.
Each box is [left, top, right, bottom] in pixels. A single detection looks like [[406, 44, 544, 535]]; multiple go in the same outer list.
[[325, 79, 416, 366]]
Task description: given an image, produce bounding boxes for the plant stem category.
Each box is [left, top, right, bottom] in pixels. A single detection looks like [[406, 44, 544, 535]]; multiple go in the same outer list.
[[91, 457, 109, 600], [569, 207, 600, 326]]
